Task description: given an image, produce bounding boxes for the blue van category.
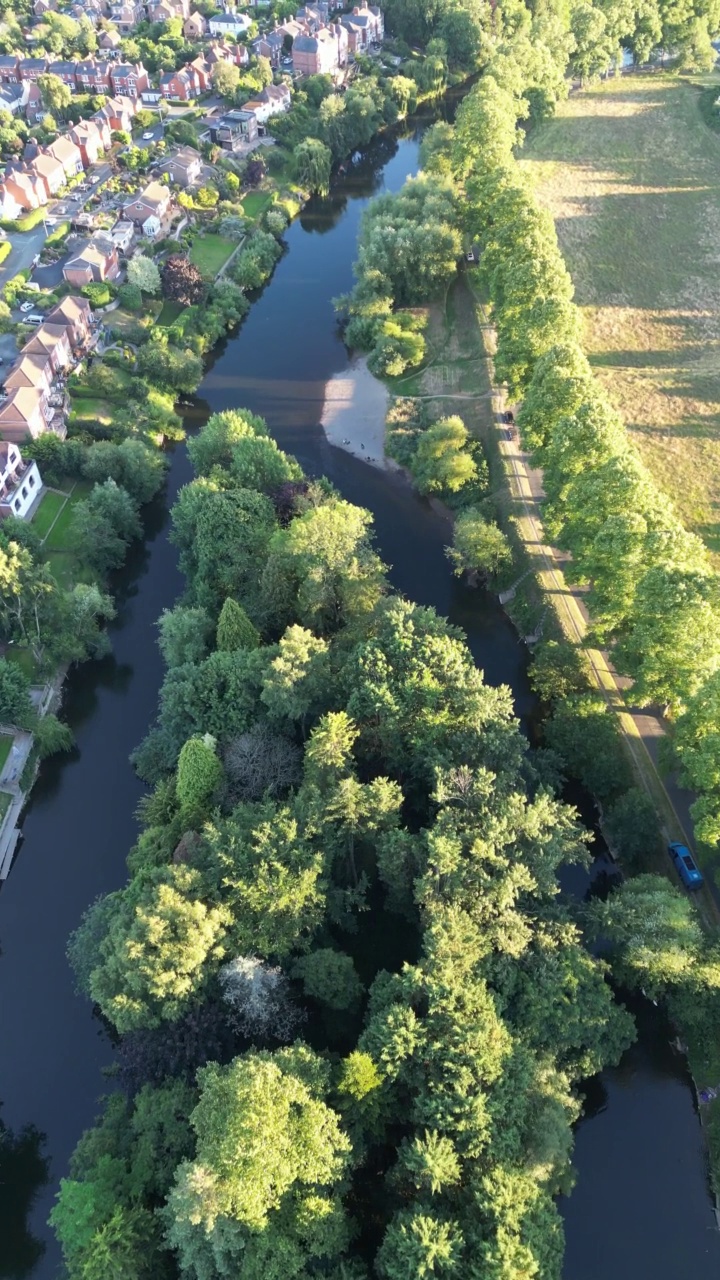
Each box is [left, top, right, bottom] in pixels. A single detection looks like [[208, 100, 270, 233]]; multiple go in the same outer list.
[[668, 842, 704, 890]]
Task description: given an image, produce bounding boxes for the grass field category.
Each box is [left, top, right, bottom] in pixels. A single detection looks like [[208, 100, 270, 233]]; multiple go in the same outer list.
[[5, 648, 39, 682], [520, 73, 720, 556], [69, 396, 114, 425], [32, 490, 66, 540], [189, 234, 236, 277]]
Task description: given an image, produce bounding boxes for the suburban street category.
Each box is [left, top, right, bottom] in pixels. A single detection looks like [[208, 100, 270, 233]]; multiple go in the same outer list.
[[0, 160, 111, 286]]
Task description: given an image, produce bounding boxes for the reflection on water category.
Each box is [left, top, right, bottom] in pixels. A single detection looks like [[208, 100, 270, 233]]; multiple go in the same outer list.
[[0, 1112, 49, 1279]]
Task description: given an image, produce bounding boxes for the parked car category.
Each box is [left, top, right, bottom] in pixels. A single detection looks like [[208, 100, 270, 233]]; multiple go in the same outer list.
[[142, 130, 155, 140], [19, 301, 34, 312], [24, 282, 40, 292], [668, 841, 704, 890], [26, 314, 45, 325]]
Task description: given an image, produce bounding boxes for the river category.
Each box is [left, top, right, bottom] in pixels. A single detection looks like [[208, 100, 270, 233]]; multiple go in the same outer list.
[[1, 109, 718, 1280]]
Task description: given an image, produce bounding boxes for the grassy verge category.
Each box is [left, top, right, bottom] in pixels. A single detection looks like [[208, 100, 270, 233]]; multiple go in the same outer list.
[[0, 790, 11, 822], [189, 233, 236, 277], [0, 735, 12, 773], [4, 648, 39, 681], [520, 72, 720, 559]]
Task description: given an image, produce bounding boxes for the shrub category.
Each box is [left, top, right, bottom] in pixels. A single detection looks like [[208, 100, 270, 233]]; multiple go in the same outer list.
[[81, 282, 111, 307]]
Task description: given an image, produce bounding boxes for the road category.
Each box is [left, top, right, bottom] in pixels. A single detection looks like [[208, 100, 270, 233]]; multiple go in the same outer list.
[[0, 161, 111, 287]]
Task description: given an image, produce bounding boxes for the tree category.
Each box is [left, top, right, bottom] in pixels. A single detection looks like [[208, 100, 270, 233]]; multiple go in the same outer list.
[[176, 733, 223, 826], [164, 1048, 351, 1275], [588, 874, 703, 999], [292, 948, 363, 1011], [445, 509, 511, 579], [545, 696, 631, 803], [117, 282, 142, 312], [0, 657, 34, 729], [218, 956, 302, 1041], [295, 137, 332, 196], [157, 604, 212, 668], [161, 255, 205, 305], [87, 865, 229, 1032], [126, 254, 161, 296], [37, 72, 72, 118], [604, 787, 661, 871], [81, 439, 167, 506], [212, 59, 239, 97], [410, 417, 477, 496], [529, 640, 590, 704], [376, 1211, 463, 1278], [187, 408, 268, 476], [136, 339, 203, 394], [70, 480, 142, 577], [243, 157, 265, 187], [216, 597, 260, 651], [570, 3, 617, 81], [261, 625, 330, 728], [222, 727, 301, 804]]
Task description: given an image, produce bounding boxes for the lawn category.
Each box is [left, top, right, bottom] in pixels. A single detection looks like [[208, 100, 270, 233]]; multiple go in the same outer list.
[[520, 73, 720, 557], [189, 234, 236, 277], [157, 300, 182, 326], [32, 490, 66, 540], [4, 647, 39, 682], [0, 735, 13, 774], [69, 397, 115, 425], [44, 483, 91, 553], [241, 191, 272, 222], [0, 791, 11, 822]]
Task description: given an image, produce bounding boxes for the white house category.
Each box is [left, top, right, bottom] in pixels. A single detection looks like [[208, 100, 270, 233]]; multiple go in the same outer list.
[[0, 441, 43, 518], [209, 10, 252, 36]]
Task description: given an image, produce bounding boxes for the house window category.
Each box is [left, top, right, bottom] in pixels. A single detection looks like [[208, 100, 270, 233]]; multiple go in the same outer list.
[[14, 498, 20, 511], [28, 473, 35, 487], [21, 485, 27, 498]]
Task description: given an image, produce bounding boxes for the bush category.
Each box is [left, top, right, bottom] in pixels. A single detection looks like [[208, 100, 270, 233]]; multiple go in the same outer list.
[[0, 208, 46, 233], [117, 282, 143, 312], [81, 282, 112, 307], [34, 714, 75, 760], [604, 788, 662, 871]]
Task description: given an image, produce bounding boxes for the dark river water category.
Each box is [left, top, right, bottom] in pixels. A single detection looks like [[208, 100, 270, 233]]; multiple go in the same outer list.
[[1, 108, 718, 1279]]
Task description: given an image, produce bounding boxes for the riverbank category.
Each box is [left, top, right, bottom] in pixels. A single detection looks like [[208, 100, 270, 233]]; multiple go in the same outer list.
[[320, 355, 390, 468]]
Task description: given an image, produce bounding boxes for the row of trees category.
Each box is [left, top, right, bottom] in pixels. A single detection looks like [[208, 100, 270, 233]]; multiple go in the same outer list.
[[440, 67, 720, 852], [52, 405, 635, 1278]]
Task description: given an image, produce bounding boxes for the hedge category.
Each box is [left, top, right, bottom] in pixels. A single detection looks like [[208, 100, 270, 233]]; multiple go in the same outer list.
[[0, 208, 47, 233], [0, 241, 11, 265]]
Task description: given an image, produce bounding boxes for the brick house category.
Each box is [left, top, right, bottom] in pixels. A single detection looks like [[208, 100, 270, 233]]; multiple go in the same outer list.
[[63, 235, 119, 285], [206, 39, 249, 68], [46, 135, 84, 179], [0, 388, 54, 444], [165, 145, 202, 186], [30, 151, 66, 198], [93, 94, 136, 132], [0, 443, 43, 521], [183, 10, 208, 37], [48, 59, 78, 88], [188, 55, 213, 91], [69, 118, 108, 167], [160, 66, 199, 100], [34, 0, 56, 14], [0, 56, 20, 83], [75, 58, 113, 91], [123, 180, 172, 237], [0, 183, 23, 219], [18, 58, 49, 83], [3, 168, 48, 211], [110, 62, 149, 98], [110, 0, 144, 30], [4, 353, 54, 395], [98, 28, 122, 51], [292, 24, 347, 76], [22, 324, 72, 372], [46, 295, 93, 348], [340, 4, 384, 51], [252, 30, 284, 67]]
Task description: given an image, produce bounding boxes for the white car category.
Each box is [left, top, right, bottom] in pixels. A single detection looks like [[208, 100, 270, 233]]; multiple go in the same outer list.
[[142, 130, 155, 140], [20, 301, 34, 312]]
